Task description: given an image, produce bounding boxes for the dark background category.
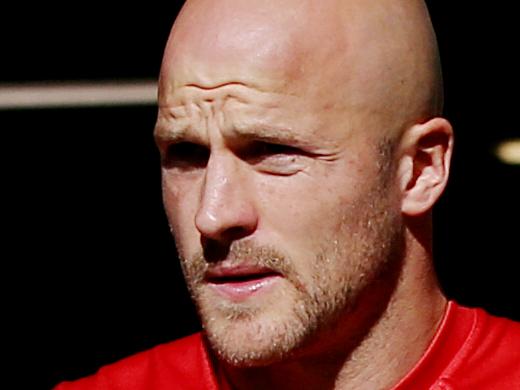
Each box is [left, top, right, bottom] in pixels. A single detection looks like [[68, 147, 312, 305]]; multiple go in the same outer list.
[[2, 2, 518, 389]]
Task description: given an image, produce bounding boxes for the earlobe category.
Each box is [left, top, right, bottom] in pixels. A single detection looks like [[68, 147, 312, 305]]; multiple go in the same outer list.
[[399, 117, 454, 216]]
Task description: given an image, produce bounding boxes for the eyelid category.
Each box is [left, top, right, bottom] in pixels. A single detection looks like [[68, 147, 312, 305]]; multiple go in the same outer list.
[[237, 141, 308, 177], [162, 141, 210, 170], [234, 141, 296, 161]]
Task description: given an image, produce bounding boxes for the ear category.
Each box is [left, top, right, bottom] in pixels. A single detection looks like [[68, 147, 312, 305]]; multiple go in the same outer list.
[[398, 117, 454, 216]]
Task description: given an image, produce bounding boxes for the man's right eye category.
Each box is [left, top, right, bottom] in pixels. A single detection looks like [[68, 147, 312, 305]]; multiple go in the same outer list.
[[163, 142, 209, 170]]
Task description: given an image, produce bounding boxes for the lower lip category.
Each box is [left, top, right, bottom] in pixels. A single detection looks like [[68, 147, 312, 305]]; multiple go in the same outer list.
[[208, 275, 282, 301]]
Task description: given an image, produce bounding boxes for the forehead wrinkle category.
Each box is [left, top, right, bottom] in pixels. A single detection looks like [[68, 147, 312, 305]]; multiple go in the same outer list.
[[160, 81, 269, 111], [154, 98, 205, 144], [159, 81, 295, 136], [154, 90, 251, 147], [183, 81, 249, 91]]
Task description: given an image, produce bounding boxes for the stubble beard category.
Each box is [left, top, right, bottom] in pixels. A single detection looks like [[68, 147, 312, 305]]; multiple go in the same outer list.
[[177, 179, 403, 368]]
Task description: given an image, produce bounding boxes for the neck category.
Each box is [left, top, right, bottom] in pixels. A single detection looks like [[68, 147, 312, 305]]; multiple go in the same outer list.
[[219, 230, 447, 390]]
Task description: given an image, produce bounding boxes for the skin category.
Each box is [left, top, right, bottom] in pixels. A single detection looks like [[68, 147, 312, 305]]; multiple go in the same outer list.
[[154, 0, 454, 389]]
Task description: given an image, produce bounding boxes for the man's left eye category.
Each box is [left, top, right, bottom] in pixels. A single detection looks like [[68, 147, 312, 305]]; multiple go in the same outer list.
[[252, 142, 301, 158], [243, 142, 306, 175]]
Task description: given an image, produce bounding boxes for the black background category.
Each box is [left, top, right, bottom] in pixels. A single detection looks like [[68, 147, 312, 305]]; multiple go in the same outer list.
[[2, 2, 518, 389]]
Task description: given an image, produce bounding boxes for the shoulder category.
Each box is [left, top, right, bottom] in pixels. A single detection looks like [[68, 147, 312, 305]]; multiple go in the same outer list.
[[54, 332, 218, 390], [469, 307, 520, 369], [444, 304, 520, 388]]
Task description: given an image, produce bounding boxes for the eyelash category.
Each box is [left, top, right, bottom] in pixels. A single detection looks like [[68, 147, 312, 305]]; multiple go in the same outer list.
[[162, 141, 304, 172], [245, 141, 302, 161], [163, 142, 210, 169]]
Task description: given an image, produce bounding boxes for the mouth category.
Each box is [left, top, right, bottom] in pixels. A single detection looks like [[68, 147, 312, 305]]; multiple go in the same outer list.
[[204, 266, 282, 301]]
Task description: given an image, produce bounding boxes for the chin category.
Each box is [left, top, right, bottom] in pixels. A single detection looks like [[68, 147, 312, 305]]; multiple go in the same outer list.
[[203, 322, 302, 368], [197, 291, 314, 367]]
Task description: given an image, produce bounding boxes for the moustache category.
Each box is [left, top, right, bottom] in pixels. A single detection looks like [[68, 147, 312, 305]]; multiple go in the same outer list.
[[181, 240, 301, 288]]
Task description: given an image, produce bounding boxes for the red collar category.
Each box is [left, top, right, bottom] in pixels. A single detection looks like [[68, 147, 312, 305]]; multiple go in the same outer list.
[[392, 301, 476, 389]]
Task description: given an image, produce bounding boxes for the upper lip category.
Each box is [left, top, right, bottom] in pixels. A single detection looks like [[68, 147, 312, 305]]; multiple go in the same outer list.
[[205, 264, 281, 283]]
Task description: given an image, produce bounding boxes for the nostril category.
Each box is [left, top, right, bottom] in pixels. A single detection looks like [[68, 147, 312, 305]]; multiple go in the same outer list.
[[202, 239, 230, 263], [200, 226, 255, 262], [224, 226, 254, 241]]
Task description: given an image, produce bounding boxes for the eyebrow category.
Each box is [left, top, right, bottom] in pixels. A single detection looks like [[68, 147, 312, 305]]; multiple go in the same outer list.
[[232, 122, 307, 146], [155, 120, 306, 145], [154, 124, 304, 149], [154, 119, 190, 145], [154, 103, 313, 150]]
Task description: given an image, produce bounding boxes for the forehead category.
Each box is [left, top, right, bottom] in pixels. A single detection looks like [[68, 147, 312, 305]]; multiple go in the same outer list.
[[158, 0, 440, 144], [154, 81, 346, 151]]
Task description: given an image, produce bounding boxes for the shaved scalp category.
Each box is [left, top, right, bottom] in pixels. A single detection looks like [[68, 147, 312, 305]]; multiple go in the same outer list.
[[160, 0, 443, 141]]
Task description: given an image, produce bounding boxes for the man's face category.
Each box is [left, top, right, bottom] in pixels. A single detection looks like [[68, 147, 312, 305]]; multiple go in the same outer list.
[[155, 65, 404, 365], [153, 0, 448, 369]]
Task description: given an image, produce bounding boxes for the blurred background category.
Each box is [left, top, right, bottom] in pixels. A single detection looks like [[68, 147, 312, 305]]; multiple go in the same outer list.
[[2, 2, 518, 389]]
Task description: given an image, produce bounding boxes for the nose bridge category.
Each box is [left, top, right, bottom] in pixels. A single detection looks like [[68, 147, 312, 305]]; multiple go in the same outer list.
[[195, 147, 258, 241], [201, 151, 235, 215], [199, 95, 233, 217]]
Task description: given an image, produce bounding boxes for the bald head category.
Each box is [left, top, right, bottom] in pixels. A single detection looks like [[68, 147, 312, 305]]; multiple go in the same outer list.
[[159, 0, 443, 138]]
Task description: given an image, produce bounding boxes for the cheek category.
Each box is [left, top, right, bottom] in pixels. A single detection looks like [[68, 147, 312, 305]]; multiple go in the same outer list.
[[255, 173, 354, 249], [162, 173, 202, 252], [252, 178, 353, 291], [253, 166, 393, 283]]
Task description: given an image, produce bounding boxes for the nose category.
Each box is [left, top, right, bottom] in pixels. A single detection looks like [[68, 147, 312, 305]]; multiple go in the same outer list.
[[195, 152, 258, 244]]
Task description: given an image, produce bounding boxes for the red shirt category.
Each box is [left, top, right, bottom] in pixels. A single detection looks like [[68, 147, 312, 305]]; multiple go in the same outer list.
[[55, 301, 520, 389]]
